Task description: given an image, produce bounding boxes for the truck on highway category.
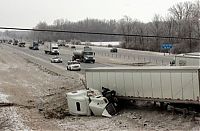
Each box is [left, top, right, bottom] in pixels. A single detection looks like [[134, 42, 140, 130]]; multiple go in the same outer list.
[[72, 46, 95, 63], [44, 42, 59, 55], [13, 39, 19, 45], [57, 40, 66, 46], [29, 41, 39, 50], [170, 52, 200, 66], [18, 42, 25, 47], [85, 66, 200, 105]]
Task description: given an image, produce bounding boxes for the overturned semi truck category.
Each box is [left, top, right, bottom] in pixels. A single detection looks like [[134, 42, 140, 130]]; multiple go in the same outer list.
[[67, 66, 200, 117]]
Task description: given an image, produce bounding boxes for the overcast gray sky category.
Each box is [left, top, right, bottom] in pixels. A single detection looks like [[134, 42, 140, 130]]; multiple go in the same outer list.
[[0, 0, 195, 28]]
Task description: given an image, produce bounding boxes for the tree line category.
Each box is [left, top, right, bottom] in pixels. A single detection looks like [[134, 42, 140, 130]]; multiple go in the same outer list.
[[2, 1, 200, 53]]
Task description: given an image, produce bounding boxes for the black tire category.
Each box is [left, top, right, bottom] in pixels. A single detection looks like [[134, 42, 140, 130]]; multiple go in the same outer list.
[[72, 56, 74, 61]]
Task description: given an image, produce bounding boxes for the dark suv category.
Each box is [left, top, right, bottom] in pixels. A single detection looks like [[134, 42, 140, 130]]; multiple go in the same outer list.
[[110, 48, 117, 53]]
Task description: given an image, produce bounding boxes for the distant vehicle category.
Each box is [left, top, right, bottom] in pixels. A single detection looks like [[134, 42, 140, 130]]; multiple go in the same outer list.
[[65, 44, 69, 48], [72, 46, 95, 63], [38, 40, 44, 45], [71, 45, 76, 49], [8, 40, 12, 44], [13, 39, 18, 45], [18, 42, 25, 47], [110, 47, 117, 53], [57, 40, 66, 46], [29, 41, 39, 50], [3, 40, 7, 43], [44, 42, 59, 55], [67, 60, 81, 71], [50, 56, 62, 63]]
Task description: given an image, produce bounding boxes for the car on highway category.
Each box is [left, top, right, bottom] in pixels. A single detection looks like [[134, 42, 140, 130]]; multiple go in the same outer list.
[[67, 60, 81, 71], [13, 40, 19, 45], [50, 56, 63, 63], [110, 47, 117, 53], [8, 40, 12, 44], [71, 45, 76, 49], [65, 44, 69, 48], [18, 42, 26, 47]]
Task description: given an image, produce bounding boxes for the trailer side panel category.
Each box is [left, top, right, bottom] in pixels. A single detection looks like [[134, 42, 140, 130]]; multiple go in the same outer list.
[[86, 67, 200, 103]]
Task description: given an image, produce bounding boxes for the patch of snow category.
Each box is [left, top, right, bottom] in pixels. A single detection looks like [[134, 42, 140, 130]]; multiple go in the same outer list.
[[0, 91, 31, 130], [0, 92, 9, 103], [57, 117, 126, 131], [0, 63, 10, 71]]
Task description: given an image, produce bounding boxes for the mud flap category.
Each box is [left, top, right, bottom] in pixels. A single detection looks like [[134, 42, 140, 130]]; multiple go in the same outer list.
[[102, 103, 116, 117]]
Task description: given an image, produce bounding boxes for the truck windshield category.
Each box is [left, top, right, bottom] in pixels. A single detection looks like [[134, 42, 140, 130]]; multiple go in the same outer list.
[[52, 47, 58, 49], [33, 43, 38, 46], [84, 52, 93, 55]]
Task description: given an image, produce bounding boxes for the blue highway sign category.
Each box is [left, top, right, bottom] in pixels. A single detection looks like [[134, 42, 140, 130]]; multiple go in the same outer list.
[[161, 43, 173, 49]]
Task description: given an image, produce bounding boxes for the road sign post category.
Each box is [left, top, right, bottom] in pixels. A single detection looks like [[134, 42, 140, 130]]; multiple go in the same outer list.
[[161, 43, 173, 55]]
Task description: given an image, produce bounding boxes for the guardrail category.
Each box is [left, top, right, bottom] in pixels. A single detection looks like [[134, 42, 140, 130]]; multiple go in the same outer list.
[[96, 51, 171, 66]]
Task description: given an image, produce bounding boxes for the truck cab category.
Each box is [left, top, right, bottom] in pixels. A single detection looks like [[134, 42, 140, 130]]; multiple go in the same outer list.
[[51, 44, 59, 55], [44, 42, 59, 55], [72, 46, 95, 63], [29, 41, 39, 50], [82, 51, 95, 63]]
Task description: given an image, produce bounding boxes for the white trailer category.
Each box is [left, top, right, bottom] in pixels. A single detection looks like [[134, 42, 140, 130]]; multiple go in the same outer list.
[[44, 42, 59, 55], [85, 66, 200, 105], [174, 52, 200, 66]]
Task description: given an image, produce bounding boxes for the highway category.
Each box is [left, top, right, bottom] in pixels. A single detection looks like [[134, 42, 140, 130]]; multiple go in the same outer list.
[[3, 43, 119, 76], [70, 44, 174, 65], [3, 42, 174, 76]]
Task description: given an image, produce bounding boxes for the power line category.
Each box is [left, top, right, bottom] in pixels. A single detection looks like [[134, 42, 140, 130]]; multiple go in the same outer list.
[[0, 26, 200, 40]]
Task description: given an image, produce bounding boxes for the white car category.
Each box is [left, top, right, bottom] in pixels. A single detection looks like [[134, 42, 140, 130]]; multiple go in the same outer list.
[[67, 60, 81, 71], [50, 56, 63, 63]]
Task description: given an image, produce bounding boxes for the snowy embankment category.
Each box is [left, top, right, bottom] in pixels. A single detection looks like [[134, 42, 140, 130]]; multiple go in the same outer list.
[[0, 64, 30, 130]]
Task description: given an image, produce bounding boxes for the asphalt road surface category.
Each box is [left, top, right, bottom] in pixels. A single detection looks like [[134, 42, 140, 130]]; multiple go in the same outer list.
[[3, 42, 174, 76]]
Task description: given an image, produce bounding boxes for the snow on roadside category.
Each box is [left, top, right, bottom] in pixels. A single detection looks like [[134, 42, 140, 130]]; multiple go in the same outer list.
[[0, 90, 31, 130], [56, 116, 130, 131], [0, 63, 10, 71]]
